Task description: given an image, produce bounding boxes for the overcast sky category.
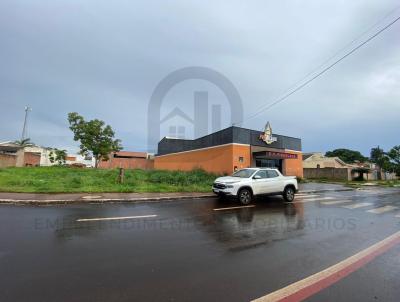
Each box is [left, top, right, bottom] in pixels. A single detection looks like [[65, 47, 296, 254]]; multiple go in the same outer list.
[[1, 0, 399, 155]]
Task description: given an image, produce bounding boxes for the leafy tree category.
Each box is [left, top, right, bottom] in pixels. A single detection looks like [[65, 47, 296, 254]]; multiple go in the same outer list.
[[49, 149, 67, 165], [67, 112, 122, 168], [388, 145, 400, 165], [388, 145, 400, 176], [370, 146, 390, 180], [325, 148, 367, 163], [14, 138, 33, 147]]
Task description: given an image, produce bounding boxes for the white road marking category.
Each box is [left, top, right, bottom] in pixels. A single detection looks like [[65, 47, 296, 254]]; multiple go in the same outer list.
[[367, 205, 398, 214], [396, 214, 400, 218], [296, 194, 320, 199], [76, 215, 158, 222], [320, 200, 352, 205], [342, 203, 373, 209], [213, 205, 255, 211], [292, 197, 335, 203]]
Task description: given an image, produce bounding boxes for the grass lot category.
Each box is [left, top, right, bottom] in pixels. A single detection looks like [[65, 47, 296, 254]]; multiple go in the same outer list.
[[0, 167, 219, 193]]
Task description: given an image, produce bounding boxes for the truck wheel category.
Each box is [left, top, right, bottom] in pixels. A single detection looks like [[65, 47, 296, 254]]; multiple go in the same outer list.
[[238, 188, 252, 205], [283, 186, 295, 202]]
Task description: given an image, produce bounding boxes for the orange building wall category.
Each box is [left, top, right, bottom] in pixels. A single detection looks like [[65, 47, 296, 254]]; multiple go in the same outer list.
[[282, 153, 303, 178], [155, 144, 303, 177], [154, 144, 251, 175]]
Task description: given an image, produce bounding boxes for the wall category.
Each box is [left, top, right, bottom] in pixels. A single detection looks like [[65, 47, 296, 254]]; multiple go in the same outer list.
[[0, 153, 17, 168], [158, 126, 302, 156], [283, 156, 304, 178], [304, 168, 350, 181], [99, 157, 154, 170], [154, 144, 251, 175], [23, 152, 41, 166]]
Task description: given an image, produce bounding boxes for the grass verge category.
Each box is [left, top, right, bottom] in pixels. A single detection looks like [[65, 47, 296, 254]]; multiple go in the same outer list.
[[0, 167, 219, 193]]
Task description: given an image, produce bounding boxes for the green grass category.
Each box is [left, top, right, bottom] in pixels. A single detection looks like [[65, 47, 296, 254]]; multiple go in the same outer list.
[[0, 167, 219, 193]]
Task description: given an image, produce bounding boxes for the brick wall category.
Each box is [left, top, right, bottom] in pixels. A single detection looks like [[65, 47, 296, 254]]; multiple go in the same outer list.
[[283, 155, 304, 178], [23, 152, 41, 166], [99, 157, 154, 170], [304, 168, 350, 181], [0, 153, 17, 168], [155, 144, 251, 175]]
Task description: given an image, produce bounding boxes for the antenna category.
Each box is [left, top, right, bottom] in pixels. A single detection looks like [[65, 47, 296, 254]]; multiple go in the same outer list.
[[21, 106, 32, 140]]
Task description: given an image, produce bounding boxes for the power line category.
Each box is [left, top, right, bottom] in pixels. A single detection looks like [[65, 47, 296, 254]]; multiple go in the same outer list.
[[241, 14, 400, 123]]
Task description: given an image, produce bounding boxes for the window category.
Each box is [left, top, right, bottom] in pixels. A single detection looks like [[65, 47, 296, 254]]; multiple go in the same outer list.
[[232, 169, 256, 178], [254, 170, 268, 179], [239, 156, 244, 163], [267, 170, 279, 178]]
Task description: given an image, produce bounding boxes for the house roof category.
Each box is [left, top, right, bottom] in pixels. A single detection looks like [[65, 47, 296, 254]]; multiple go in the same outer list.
[[0, 143, 23, 152]]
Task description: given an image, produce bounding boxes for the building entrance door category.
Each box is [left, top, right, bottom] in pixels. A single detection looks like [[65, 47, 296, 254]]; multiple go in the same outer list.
[[255, 158, 283, 173]]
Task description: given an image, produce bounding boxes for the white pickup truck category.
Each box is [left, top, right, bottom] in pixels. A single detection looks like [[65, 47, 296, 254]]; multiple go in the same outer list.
[[212, 168, 298, 205]]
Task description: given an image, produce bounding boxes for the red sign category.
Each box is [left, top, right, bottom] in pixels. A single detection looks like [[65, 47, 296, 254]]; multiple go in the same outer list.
[[265, 151, 298, 159]]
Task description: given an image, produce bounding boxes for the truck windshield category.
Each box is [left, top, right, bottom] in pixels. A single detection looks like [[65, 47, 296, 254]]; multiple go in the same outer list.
[[232, 169, 255, 178]]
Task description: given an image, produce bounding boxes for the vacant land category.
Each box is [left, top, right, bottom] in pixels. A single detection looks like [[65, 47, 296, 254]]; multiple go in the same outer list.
[[0, 167, 218, 193]]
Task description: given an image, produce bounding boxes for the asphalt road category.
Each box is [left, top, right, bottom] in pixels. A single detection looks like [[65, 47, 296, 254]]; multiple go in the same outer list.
[[1, 187, 400, 302]]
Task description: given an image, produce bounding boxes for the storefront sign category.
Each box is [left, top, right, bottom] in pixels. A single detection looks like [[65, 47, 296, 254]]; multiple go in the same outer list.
[[265, 151, 298, 159], [259, 122, 277, 144]]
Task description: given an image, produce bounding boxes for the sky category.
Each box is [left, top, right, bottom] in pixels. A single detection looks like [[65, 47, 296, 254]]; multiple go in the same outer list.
[[0, 0, 399, 156]]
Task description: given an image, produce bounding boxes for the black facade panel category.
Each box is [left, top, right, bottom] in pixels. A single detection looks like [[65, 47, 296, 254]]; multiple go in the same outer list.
[[157, 126, 301, 155]]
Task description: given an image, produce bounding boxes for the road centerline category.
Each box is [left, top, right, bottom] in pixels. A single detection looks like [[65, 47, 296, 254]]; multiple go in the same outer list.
[[320, 200, 352, 205], [76, 215, 158, 222], [213, 205, 255, 211]]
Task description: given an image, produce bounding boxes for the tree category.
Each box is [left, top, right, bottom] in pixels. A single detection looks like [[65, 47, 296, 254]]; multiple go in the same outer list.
[[67, 112, 122, 168], [14, 138, 33, 147], [325, 148, 367, 163], [388, 145, 400, 176], [49, 149, 67, 165], [388, 145, 400, 165], [370, 146, 390, 180]]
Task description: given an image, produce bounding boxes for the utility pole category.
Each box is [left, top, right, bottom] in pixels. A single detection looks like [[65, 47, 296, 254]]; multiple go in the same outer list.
[[21, 106, 32, 140]]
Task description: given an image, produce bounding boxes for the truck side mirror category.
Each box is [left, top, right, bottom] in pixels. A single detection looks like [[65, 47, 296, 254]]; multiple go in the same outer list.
[[253, 175, 261, 179]]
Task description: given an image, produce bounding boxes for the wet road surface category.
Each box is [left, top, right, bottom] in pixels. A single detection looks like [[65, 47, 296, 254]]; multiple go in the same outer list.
[[0, 187, 399, 301]]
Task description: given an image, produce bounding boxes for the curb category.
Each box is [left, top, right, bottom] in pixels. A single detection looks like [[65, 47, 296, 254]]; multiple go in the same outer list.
[[0, 188, 354, 205], [0, 194, 215, 206]]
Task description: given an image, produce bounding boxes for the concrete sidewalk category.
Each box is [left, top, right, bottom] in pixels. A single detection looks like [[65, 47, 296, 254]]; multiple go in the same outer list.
[[0, 182, 354, 205]]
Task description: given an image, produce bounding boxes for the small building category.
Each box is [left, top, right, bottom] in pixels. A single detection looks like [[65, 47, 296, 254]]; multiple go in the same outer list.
[[154, 124, 303, 177], [0, 142, 41, 167], [302, 152, 397, 181], [98, 151, 154, 170]]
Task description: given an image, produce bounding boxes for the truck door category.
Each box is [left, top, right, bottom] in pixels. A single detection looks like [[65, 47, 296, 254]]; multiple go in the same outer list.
[[265, 170, 282, 193], [253, 170, 269, 194]]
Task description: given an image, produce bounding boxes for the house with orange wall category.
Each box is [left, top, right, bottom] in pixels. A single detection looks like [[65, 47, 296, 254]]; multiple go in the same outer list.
[[154, 125, 303, 177]]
